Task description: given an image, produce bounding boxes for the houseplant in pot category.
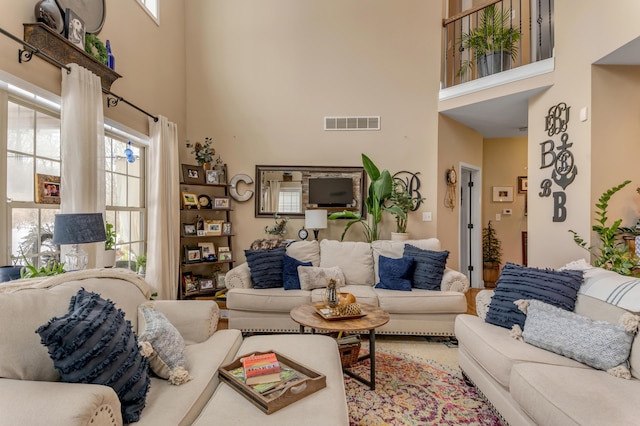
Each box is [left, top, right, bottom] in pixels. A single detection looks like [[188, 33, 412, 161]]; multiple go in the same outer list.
[[329, 154, 395, 242], [104, 222, 117, 268], [191, 137, 215, 170], [387, 177, 425, 241], [482, 220, 502, 288], [457, 4, 521, 78]]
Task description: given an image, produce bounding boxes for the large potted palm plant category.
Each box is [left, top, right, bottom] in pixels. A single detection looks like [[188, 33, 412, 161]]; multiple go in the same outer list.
[[457, 4, 521, 78]]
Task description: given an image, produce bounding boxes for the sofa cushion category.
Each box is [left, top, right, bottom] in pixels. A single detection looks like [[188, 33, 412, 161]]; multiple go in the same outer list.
[[511, 363, 640, 426], [245, 247, 286, 289], [320, 240, 374, 285], [298, 265, 346, 291], [310, 285, 379, 306], [520, 299, 637, 376], [372, 238, 441, 282], [375, 255, 413, 291], [485, 263, 583, 330], [138, 302, 191, 385], [454, 314, 589, 389], [36, 289, 151, 423], [403, 245, 449, 290], [227, 287, 312, 313], [282, 254, 313, 290], [376, 288, 466, 314], [286, 240, 321, 266]]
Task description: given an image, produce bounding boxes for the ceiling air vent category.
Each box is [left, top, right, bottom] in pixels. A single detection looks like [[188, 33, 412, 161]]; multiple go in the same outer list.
[[324, 116, 380, 131]]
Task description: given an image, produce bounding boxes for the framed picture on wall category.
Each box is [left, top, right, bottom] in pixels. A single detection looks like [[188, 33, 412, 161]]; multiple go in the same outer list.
[[517, 176, 528, 193], [492, 186, 513, 203]]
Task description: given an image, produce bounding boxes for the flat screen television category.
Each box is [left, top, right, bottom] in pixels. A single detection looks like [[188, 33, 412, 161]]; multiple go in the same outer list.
[[308, 178, 353, 207]]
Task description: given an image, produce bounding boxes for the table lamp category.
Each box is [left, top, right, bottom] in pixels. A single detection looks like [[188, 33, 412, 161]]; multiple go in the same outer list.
[[305, 209, 328, 240], [53, 213, 107, 271]]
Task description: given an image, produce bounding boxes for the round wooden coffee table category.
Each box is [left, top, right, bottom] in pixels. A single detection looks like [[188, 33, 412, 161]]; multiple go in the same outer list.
[[290, 303, 389, 390]]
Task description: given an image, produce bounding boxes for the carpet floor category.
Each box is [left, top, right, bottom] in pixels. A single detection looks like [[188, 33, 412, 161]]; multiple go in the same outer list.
[[345, 336, 503, 426]]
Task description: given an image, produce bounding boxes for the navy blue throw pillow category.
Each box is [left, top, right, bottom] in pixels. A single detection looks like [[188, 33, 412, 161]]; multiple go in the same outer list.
[[485, 262, 584, 330], [36, 289, 151, 423], [282, 253, 312, 290], [403, 244, 449, 290], [375, 255, 414, 291], [245, 247, 286, 289]]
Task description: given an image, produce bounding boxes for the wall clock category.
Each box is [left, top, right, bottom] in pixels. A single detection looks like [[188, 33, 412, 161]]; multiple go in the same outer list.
[[298, 227, 309, 240]]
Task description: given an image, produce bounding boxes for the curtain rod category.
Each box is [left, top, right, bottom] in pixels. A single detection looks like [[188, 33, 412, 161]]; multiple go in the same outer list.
[[0, 27, 158, 122]]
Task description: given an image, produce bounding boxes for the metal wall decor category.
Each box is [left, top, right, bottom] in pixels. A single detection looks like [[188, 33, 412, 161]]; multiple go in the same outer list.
[[539, 102, 578, 222], [392, 171, 424, 211]]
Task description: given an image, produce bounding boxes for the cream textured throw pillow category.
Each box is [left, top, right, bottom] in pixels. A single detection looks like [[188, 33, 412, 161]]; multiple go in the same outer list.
[[138, 302, 192, 385], [297, 265, 346, 291]]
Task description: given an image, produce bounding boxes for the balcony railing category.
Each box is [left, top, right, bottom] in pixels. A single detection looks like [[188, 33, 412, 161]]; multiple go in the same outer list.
[[442, 0, 554, 89]]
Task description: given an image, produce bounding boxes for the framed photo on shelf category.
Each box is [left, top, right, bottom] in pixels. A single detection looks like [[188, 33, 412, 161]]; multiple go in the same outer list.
[[184, 246, 202, 263], [205, 220, 224, 236], [198, 242, 216, 261], [205, 170, 219, 185], [35, 174, 61, 204], [517, 176, 528, 194], [199, 277, 215, 292], [182, 272, 198, 295], [181, 164, 205, 184], [218, 246, 232, 261], [181, 191, 200, 209], [492, 186, 514, 203], [64, 8, 85, 50], [213, 196, 230, 209], [222, 222, 232, 236], [216, 272, 227, 288], [196, 216, 206, 236], [182, 222, 197, 236]]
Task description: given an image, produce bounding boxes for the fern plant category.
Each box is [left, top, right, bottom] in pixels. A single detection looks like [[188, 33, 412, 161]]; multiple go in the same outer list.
[[569, 180, 638, 276]]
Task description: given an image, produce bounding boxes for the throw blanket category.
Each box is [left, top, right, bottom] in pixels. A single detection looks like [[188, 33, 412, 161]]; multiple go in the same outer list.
[[563, 259, 640, 313], [0, 268, 151, 298]]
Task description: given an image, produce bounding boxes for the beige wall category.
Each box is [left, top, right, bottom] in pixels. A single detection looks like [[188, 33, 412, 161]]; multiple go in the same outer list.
[[483, 137, 528, 266], [437, 114, 483, 269], [528, 0, 640, 268], [185, 0, 444, 262], [0, 1, 186, 136]]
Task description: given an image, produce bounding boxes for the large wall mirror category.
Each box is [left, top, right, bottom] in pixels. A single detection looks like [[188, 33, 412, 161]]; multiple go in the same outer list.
[[255, 165, 366, 218]]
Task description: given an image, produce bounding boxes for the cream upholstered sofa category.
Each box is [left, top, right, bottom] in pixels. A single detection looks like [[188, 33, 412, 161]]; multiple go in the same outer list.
[[455, 265, 640, 426], [0, 269, 348, 426], [225, 238, 470, 335]]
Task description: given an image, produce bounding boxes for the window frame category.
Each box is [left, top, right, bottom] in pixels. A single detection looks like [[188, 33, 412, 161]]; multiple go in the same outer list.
[[135, 0, 160, 26]]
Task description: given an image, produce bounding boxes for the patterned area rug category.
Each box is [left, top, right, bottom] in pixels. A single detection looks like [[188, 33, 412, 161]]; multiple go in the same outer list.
[[345, 349, 503, 425]]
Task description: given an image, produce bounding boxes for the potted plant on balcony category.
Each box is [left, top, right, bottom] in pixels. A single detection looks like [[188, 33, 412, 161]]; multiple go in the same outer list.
[[387, 178, 425, 241], [482, 220, 502, 288], [457, 4, 521, 78]]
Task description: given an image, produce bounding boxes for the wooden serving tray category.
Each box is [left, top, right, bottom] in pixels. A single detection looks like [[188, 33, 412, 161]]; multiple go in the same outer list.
[[314, 305, 367, 321], [219, 350, 326, 414]]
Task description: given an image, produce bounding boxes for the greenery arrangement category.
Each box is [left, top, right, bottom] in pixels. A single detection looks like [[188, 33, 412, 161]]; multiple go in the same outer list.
[[20, 253, 65, 278], [191, 137, 215, 165], [457, 4, 521, 77], [84, 34, 108, 64], [329, 154, 401, 242], [387, 178, 424, 233], [105, 222, 116, 250], [569, 180, 639, 276], [482, 220, 503, 264], [136, 254, 147, 272], [264, 214, 289, 237]]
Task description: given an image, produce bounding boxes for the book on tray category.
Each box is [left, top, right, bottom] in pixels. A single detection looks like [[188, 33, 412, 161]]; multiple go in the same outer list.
[[242, 352, 282, 385]]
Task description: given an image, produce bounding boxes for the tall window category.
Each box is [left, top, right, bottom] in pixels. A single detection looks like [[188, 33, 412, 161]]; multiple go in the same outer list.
[[278, 187, 302, 213], [6, 98, 61, 267], [136, 0, 159, 24], [105, 136, 146, 270]]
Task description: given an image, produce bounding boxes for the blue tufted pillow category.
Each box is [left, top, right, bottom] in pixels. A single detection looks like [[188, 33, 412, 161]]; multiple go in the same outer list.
[[403, 244, 449, 290], [282, 253, 313, 290], [485, 263, 583, 330], [375, 255, 414, 291], [245, 247, 286, 289], [36, 289, 150, 423]]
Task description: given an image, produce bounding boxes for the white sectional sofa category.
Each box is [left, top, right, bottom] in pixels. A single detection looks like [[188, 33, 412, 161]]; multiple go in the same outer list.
[[0, 269, 348, 426], [455, 266, 640, 426], [225, 239, 470, 335]]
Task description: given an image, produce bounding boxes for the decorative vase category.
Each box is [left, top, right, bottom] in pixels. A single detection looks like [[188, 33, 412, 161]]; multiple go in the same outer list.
[[104, 250, 116, 268], [391, 232, 409, 242], [34, 0, 64, 34], [325, 279, 340, 308]]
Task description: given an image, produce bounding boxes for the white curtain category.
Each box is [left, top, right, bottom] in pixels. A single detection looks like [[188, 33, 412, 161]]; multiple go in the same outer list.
[[268, 180, 280, 212], [146, 116, 179, 299], [60, 64, 105, 268]]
